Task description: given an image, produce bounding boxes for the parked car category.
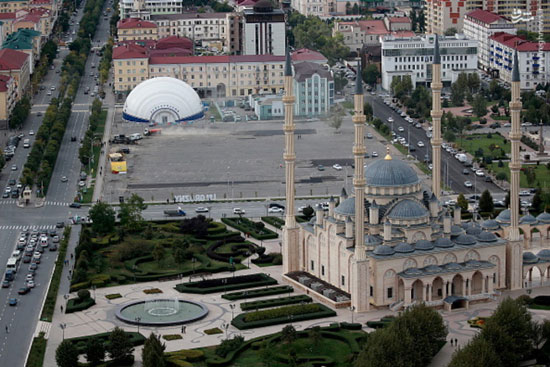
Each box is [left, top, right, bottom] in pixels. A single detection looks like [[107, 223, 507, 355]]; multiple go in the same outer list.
[[464, 181, 473, 188], [463, 169, 470, 175], [475, 170, 485, 177], [519, 190, 531, 196], [233, 208, 245, 215], [268, 207, 284, 213], [317, 165, 325, 171], [332, 164, 342, 171], [69, 202, 81, 208]]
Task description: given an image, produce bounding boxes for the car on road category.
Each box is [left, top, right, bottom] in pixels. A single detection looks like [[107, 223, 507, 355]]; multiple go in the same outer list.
[[428, 164, 433, 170], [463, 169, 470, 175], [387, 117, 394, 123], [11, 164, 17, 171], [268, 207, 284, 213], [519, 190, 531, 196], [332, 164, 342, 171], [26, 280, 35, 288], [233, 208, 245, 215], [78, 181, 86, 187], [50, 244, 57, 251], [56, 222, 65, 228], [372, 152, 378, 157], [18, 286, 30, 295], [2, 280, 10, 288], [26, 274, 33, 282], [464, 181, 473, 188], [415, 123, 422, 128], [195, 207, 209, 213], [61, 176, 68, 182], [317, 165, 325, 171], [8, 179, 16, 186], [8, 298, 17, 306], [69, 202, 81, 208], [47, 91, 52, 96], [398, 126, 404, 132], [484, 176, 492, 183], [29, 263, 37, 271], [417, 141, 424, 147], [445, 199, 457, 206], [475, 170, 485, 177], [29, 130, 34, 135], [2, 192, 9, 198], [366, 133, 373, 139]]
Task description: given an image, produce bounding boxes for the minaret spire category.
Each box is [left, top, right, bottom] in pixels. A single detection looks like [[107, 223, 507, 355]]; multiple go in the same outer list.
[[509, 50, 521, 241], [350, 59, 369, 312], [281, 46, 300, 274], [430, 35, 443, 199]]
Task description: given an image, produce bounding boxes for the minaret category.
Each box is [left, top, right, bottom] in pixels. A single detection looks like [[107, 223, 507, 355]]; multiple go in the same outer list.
[[282, 48, 300, 274], [350, 61, 369, 312], [508, 50, 521, 242], [430, 35, 443, 199]]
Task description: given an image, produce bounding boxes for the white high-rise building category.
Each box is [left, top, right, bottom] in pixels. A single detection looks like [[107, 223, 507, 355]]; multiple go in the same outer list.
[[119, 0, 183, 19], [241, 0, 286, 56]]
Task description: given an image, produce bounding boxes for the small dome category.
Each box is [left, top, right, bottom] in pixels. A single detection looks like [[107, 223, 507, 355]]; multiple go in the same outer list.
[[415, 240, 434, 251], [537, 212, 550, 223], [334, 197, 355, 216], [481, 219, 500, 230], [465, 260, 482, 268], [466, 226, 482, 236], [373, 244, 395, 256], [123, 77, 204, 124], [403, 267, 423, 276], [520, 214, 537, 224], [454, 234, 477, 246], [523, 252, 539, 264], [434, 237, 454, 248], [394, 242, 415, 253], [424, 265, 440, 274], [477, 231, 498, 242], [387, 199, 429, 220], [537, 249, 550, 261], [496, 209, 511, 223], [365, 234, 382, 245], [450, 225, 465, 237], [365, 158, 420, 187], [445, 262, 463, 271]]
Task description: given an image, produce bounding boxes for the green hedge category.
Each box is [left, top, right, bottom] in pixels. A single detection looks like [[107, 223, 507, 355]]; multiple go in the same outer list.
[[231, 303, 336, 330], [261, 216, 285, 229], [40, 227, 71, 321], [240, 295, 312, 311], [175, 273, 277, 294], [222, 285, 293, 301], [221, 217, 278, 240], [207, 222, 227, 235], [65, 297, 96, 313], [26, 332, 47, 367], [67, 331, 145, 354], [207, 231, 241, 240]]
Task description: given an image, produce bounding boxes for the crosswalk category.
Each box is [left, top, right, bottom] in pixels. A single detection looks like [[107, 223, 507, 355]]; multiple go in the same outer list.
[[0, 200, 70, 207], [0, 224, 59, 230]]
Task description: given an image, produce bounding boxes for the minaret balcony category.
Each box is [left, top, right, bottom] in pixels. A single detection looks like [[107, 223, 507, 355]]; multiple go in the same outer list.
[[533, 63, 540, 68], [533, 55, 540, 60]]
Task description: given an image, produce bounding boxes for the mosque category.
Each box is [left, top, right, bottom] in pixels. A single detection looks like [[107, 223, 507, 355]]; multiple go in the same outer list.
[[281, 38, 538, 312]]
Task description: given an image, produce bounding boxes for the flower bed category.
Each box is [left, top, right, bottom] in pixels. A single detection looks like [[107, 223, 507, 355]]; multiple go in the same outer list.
[[65, 297, 96, 313], [222, 285, 293, 301], [143, 288, 163, 294], [240, 295, 312, 311], [106, 293, 122, 300], [231, 303, 336, 330], [163, 334, 183, 341], [221, 217, 278, 240], [204, 327, 223, 335], [175, 273, 277, 294], [467, 316, 488, 329]]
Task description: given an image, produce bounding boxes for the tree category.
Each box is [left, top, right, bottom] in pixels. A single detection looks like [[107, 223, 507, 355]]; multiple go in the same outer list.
[[56, 340, 79, 367], [281, 325, 297, 344], [152, 243, 165, 264], [309, 326, 322, 347], [89, 202, 116, 234], [444, 27, 457, 36], [496, 171, 507, 182], [85, 337, 106, 366], [107, 327, 134, 363], [355, 326, 414, 367], [444, 130, 456, 142], [0, 151, 5, 171], [293, 16, 348, 64], [532, 189, 544, 214], [479, 190, 494, 214], [457, 194, 468, 212], [364, 102, 373, 120], [472, 94, 487, 117], [328, 105, 344, 132], [363, 64, 380, 86], [334, 75, 348, 92], [302, 206, 314, 219], [119, 193, 147, 232], [449, 336, 502, 367], [142, 333, 165, 367]]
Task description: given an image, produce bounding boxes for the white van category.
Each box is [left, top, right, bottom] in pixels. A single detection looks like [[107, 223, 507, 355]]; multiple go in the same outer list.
[[23, 139, 30, 148], [40, 236, 48, 247], [129, 133, 142, 141], [6, 258, 18, 272]]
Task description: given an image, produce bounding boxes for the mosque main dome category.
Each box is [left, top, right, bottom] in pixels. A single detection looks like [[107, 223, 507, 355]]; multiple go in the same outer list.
[[365, 156, 420, 187]]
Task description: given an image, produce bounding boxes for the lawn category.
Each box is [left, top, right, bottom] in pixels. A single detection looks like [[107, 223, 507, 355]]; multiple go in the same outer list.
[[80, 109, 107, 203], [26, 332, 47, 367], [487, 163, 550, 187], [70, 219, 252, 290], [456, 133, 510, 160]]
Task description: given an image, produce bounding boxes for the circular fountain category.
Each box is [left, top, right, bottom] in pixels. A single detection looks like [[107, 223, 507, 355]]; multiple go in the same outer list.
[[116, 299, 208, 326]]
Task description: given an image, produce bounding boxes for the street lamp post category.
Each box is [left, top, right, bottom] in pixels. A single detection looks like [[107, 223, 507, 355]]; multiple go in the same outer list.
[[135, 317, 141, 334], [349, 306, 356, 324], [59, 323, 66, 340], [222, 279, 228, 295], [91, 285, 96, 300], [222, 322, 229, 339], [229, 304, 235, 320]]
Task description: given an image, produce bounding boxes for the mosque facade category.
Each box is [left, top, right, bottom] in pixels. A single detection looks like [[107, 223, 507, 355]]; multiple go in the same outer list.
[[281, 38, 528, 312]]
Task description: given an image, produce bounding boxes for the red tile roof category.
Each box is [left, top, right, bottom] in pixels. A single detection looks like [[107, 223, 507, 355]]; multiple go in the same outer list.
[[17, 13, 41, 23], [149, 47, 192, 57], [392, 31, 415, 38], [113, 44, 149, 59], [117, 39, 157, 49], [239, 0, 257, 5], [291, 48, 327, 62], [0, 48, 28, 69], [0, 75, 12, 92], [490, 32, 550, 52], [150, 54, 285, 65], [388, 16, 411, 24], [117, 18, 157, 30], [30, 0, 51, 4], [466, 9, 505, 24], [156, 35, 193, 50], [0, 12, 16, 20]]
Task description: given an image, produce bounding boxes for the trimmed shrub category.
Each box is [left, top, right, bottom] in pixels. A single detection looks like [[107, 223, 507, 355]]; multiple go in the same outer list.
[[222, 285, 293, 301], [143, 288, 163, 294], [339, 322, 363, 330], [207, 222, 227, 235], [231, 303, 336, 330], [162, 334, 183, 341], [240, 295, 312, 311], [261, 216, 284, 229], [175, 273, 277, 294], [67, 331, 145, 354], [534, 295, 550, 306], [204, 328, 223, 335], [221, 217, 278, 240], [65, 297, 96, 313], [165, 349, 205, 366], [105, 293, 122, 300]]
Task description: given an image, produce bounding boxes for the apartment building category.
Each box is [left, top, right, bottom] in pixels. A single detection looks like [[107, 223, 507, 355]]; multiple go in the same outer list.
[[381, 34, 478, 90], [112, 43, 150, 93], [0, 47, 30, 98], [2, 28, 41, 73], [333, 19, 414, 53], [119, 0, 183, 19], [293, 61, 334, 117], [489, 32, 550, 89], [117, 18, 158, 41], [241, 0, 285, 56], [0, 74, 16, 122], [0, 12, 15, 42], [150, 13, 240, 53], [463, 9, 516, 71], [13, 7, 52, 37], [0, 0, 29, 14]]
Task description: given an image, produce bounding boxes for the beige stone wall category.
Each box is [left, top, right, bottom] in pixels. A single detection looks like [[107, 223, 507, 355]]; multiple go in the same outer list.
[[118, 26, 158, 41], [114, 57, 149, 92], [0, 0, 29, 13]]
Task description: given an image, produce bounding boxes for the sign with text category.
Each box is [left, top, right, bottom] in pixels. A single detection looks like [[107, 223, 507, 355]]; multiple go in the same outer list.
[[174, 194, 217, 203]]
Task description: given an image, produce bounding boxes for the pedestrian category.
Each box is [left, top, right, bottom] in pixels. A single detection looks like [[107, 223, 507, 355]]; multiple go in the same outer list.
[[455, 338, 458, 346], [71, 253, 73, 260], [450, 339, 453, 346], [61, 305, 63, 313], [183, 326, 186, 334], [166, 198, 169, 204], [5, 325, 7, 333]]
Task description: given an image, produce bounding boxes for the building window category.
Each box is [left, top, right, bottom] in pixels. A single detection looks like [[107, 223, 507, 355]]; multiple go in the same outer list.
[[493, 273, 496, 283], [341, 275, 345, 286], [310, 260, 314, 271], [370, 286, 373, 297], [387, 287, 393, 299], [321, 265, 325, 276]]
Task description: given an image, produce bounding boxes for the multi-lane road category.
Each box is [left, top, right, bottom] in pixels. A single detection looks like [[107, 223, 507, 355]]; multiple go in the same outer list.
[[0, 3, 112, 365]]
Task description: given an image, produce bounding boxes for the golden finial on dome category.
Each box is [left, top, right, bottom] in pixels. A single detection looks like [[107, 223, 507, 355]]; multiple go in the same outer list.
[[384, 145, 392, 160]]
